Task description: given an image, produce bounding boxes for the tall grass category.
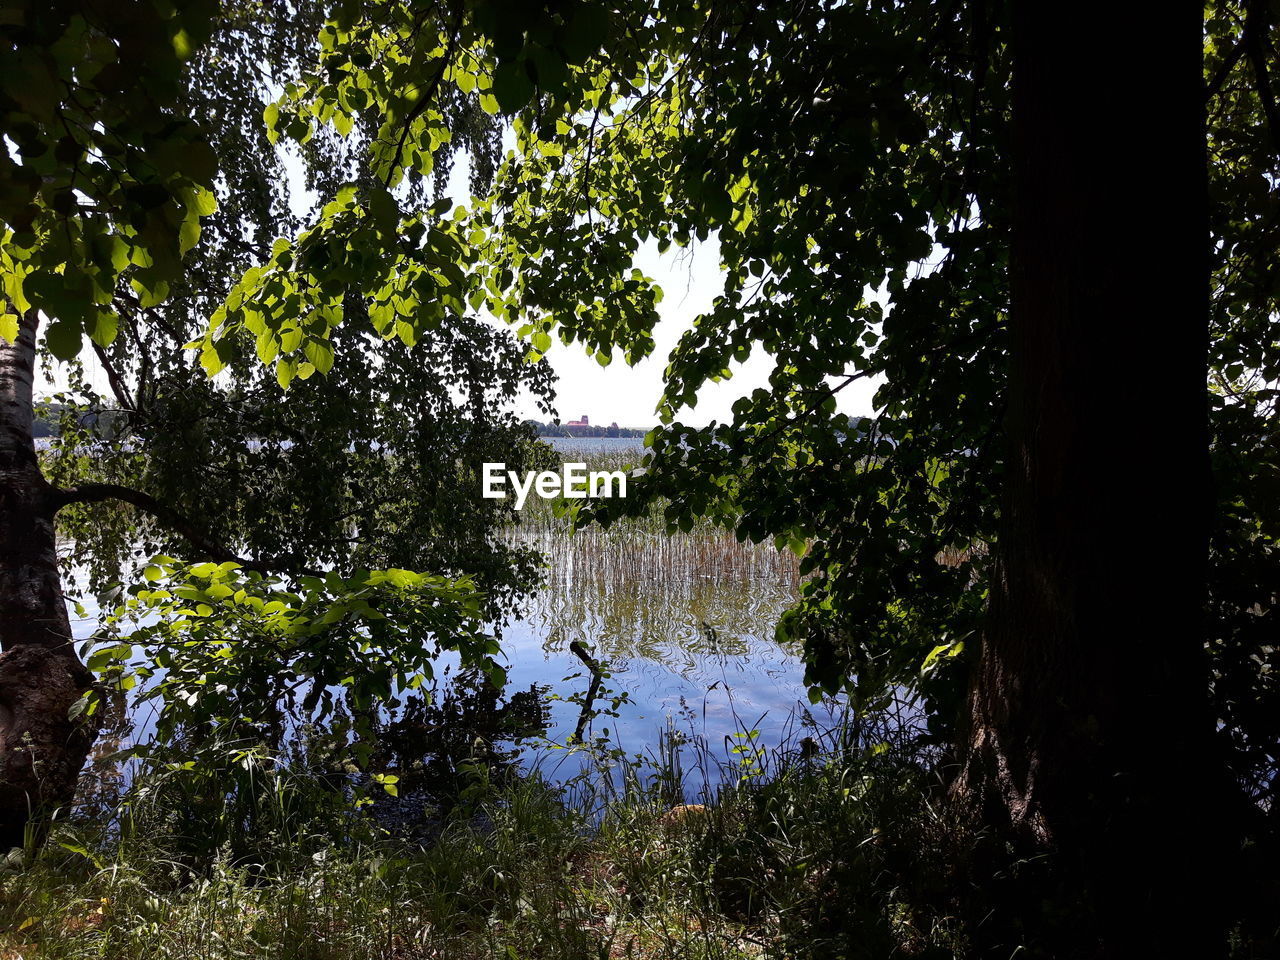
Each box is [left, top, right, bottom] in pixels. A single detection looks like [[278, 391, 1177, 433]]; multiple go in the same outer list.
[[0, 707, 961, 960], [512, 446, 802, 668]]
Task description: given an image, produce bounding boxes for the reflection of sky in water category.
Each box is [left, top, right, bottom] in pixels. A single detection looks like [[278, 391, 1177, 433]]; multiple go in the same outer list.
[[498, 523, 835, 790], [509, 439, 824, 771]]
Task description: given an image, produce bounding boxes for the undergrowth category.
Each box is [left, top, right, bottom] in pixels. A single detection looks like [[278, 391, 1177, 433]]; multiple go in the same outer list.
[[0, 713, 965, 960]]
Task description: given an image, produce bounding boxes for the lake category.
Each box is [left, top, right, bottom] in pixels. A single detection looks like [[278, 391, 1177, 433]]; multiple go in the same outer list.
[[502, 438, 824, 783], [71, 437, 829, 798]]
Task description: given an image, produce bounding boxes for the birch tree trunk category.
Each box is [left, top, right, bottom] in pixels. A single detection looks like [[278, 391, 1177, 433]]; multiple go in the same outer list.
[[0, 311, 94, 850]]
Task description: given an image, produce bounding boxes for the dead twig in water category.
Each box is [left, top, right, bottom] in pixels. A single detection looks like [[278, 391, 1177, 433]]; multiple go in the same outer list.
[[569, 639, 604, 742]]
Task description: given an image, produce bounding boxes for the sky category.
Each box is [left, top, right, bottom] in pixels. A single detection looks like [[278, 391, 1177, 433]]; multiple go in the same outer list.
[[43, 140, 881, 430], [436, 151, 881, 429]]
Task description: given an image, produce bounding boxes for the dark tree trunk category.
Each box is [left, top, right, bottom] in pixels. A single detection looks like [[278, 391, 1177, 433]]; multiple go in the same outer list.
[[0, 311, 94, 850], [953, 4, 1226, 957]]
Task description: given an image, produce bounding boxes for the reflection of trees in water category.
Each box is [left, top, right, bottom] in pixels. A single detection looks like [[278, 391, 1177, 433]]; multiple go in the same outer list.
[[513, 526, 801, 672]]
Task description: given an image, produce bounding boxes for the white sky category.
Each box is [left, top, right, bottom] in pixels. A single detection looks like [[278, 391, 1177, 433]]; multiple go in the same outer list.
[[42, 142, 881, 429], [435, 152, 879, 428]]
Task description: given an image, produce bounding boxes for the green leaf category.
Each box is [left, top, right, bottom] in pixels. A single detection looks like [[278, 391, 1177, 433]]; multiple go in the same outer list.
[[189, 188, 217, 217], [303, 339, 335, 374], [256, 330, 280, 364], [179, 215, 201, 255], [132, 277, 170, 308], [200, 341, 228, 377], [491, 61, 534, 113], [921, 640, 965, 677], [367, 187, 400, 232], [86, 310, 118, 347], [44, 320, 82, 360], [561, 3, 610, 63], [263, 101, 281, 142]]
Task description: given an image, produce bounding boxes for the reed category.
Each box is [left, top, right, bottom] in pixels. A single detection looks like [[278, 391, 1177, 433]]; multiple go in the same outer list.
[[511, 447, 802, 663]]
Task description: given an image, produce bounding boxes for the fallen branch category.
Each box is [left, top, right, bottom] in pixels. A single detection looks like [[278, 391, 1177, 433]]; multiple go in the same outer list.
[[568, 639, 604, 743]]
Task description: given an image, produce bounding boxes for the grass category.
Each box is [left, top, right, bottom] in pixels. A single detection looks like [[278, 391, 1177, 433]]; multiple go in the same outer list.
[[0, 711, 960, 960]]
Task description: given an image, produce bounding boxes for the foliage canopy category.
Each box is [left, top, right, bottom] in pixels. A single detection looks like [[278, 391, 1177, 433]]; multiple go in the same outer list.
[[2, 0, 1277, 823], [180, 0, 1280, 811]]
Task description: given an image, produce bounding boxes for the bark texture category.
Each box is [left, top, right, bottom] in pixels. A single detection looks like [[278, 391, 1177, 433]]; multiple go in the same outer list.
[[953, 4, 1226, 956], [0, 312, 94, 850]]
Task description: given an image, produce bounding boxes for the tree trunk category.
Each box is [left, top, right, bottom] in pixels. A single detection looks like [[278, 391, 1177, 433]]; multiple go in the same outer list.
[[953, 4, 1226, 956], [0, 311, 94, 850]]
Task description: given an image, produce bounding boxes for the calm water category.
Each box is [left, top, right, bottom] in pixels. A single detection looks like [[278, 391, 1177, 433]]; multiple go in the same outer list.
[[504, 439, 823, 776], [70, 438, 826, 789], [544, 435, 648, 454], [505, 527, 812, 764]]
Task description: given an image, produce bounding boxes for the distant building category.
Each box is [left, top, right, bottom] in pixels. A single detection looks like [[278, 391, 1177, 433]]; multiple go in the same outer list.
[[565, 414, 589, 427]]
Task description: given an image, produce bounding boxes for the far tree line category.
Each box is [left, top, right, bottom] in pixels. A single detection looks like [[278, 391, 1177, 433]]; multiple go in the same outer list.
[[525, 418, 647, 438]]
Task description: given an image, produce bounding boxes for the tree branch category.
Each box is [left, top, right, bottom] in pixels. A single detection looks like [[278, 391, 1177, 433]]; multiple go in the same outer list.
[[568, 639, 603, 742], [1244, 0, 1280, 155], [1205, 34, 1248, 102], [383, 1, 464, 188], [89, 341, 136, 413], [51, 482, 320, 576]]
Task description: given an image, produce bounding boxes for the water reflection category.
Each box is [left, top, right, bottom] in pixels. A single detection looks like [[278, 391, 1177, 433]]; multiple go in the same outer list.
[[529, 526, 797, 653], [501, 522, 821, 776]]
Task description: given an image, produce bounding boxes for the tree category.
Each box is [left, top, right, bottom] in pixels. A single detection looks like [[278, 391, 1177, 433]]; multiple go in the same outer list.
[[255, 0, 1280, 952], [951, 5, 1223, 954], [0, 310, 94, 849], [0, 0, 551, 847], [0, 0, 220, 849]]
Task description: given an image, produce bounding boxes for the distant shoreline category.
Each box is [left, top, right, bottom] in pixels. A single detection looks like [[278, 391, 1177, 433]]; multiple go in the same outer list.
[[527, 419, 647, 439]]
